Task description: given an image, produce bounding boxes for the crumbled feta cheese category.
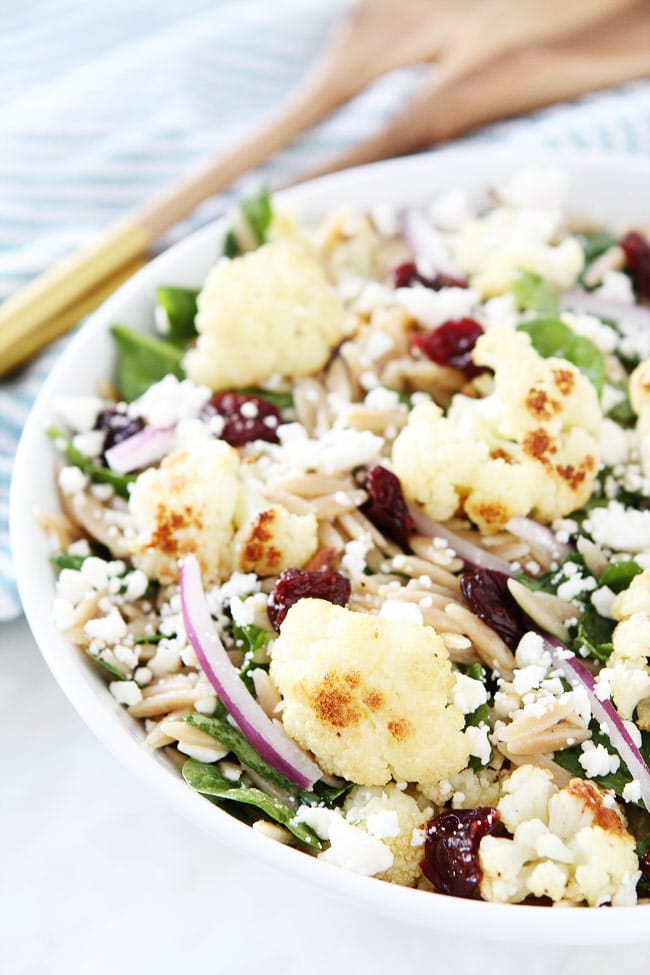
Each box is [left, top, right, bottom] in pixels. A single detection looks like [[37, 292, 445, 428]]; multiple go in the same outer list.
[[622, 780, 642, 804], [584, 502, 650, 553], [578, 741, 620, 778], [52, 598, 75, 630], [58, 465, 89, 495], [591, 585, 617, 620], [84, 607, 128, 644], [465, 723, 492, 765], [56, 569, 93, 605], [71, 430, 105, 459], [129, 374, 211, 427], [378, 599, 423, 624], [364, 810, 401, 840], [595, 270, 635, 304], [453, 673, 488, 715], [395, 285, 478, 329], [54, 396, 105, 433]]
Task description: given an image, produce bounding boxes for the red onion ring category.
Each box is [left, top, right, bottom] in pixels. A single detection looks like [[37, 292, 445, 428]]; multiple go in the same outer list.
[[506, 517, 572, 564], [180, 554, 322, 790], [400, 208, 463, 279], [544, 636, 650, 812], [105, 425, 175, 473], [408, 505, 515, 576], [559, 289, 650, 330]]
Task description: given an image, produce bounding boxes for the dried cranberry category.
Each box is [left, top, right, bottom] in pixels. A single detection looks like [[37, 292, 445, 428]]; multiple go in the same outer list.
[[267, 568, 351, 632], [200, 392, 282, 447], [421, 807, 500, 898], [96, 407, 145, 462], [361, 465, 414, 548], [621, 231, 650, 300], [413, 318, 485, 378], [391, 261, 466, 290], [460, 568, 528, 651]]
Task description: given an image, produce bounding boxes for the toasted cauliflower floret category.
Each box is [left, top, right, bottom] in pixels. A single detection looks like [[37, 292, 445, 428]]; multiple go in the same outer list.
[[184, 241, 345, 390], [270, 599, 469, 786], [449, 204, 584, 298], [235, 503, 318, 576], [392, 327, 601, 532], [128, 440, 318, 585], [343, 784, 432, 887], [595, 570, 650, 719], [479, 766, 639, 906], [418, 766, 503, 810], [128, 439, 241, 584]]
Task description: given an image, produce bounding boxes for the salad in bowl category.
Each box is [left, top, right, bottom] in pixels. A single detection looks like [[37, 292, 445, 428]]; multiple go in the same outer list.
[[16, 150, 650, 921]]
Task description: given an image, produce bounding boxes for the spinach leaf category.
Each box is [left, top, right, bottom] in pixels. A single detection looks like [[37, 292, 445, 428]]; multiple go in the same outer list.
[[154, 286, 199, 344], [235, 387, 294, 410], [462, 663, 493, 770], [599, 560, 642, 593], [578, 230, 618, 269], [512, 270, 558, 317], [86, 647, 127, 680], [554, 728, 650, 804], [575, 605, 615, 662], [604, 382, 636, 428], [233, 619, 271, 693], [222, 185, 273, 258], [46, 425, 135, 498], [182, 759, 321, 849], [111, 324, 185, 401], [50, 552, 87, 571], [517, 318, 605, 394]]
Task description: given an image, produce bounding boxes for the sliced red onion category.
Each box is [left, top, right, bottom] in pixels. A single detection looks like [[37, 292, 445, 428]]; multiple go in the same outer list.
[[408, 505, 515, 576], [400, 208, 463, 279], [105, 425, 175, 473], [544, 636, 650, 812], [505, 517, 572, 564], [180, 554, 322, 790], [559, 289, 650, 330]]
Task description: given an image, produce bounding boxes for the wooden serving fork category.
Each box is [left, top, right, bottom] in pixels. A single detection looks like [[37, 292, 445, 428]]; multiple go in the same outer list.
[[1, 0, 648, 376]]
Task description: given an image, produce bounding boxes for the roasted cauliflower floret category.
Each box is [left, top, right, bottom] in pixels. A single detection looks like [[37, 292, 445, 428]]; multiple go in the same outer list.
[[342, 784, 431, 887], [595, 570, 650, 721], [128, 439, 240, 585], [392, 327, 601, 532], [184, 241, 345, 390], [235, 503, 318, 576], [449, 203, 584, 298], [479, 765, 639, 906], [270, 599, 469, 786], [128, 440, 318, 584]]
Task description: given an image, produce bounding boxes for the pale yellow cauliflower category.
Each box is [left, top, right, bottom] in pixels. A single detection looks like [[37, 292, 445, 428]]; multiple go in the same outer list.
[[392, 327, 601, 532], [183, 241, 345, 390], [342, 784, 432, 887], [128, 439, 241, 585], [270, 599, 469, 786], [128, 440, 317, 584], [449, 205, 584, 298], [596, 570, 650, 722], [479, 765, 639, 906]]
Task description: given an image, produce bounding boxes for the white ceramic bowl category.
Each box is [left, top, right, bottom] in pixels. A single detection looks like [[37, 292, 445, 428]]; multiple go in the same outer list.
[[12, 146, 650, 944]]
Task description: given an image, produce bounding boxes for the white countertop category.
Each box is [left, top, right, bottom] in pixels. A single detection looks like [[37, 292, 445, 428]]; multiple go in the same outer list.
[[1, 615, 646, 973]]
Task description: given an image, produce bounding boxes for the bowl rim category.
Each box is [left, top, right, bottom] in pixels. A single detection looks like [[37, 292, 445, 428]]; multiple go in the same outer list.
[[11, 144, 650, 944]]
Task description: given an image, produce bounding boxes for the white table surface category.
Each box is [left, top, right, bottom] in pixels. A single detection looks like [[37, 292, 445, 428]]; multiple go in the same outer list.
[[1, 615, 646, 974]]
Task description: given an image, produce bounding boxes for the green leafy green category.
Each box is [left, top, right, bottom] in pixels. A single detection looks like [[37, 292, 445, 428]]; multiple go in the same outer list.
[[111, 324, 185, 401], [182, 759, 321, 849], [154, 286, 199, 344], [578, 230, 618, 269], [222, 185, 273, 258], [462, 663, 493, 770], [512, 270, 559, 317], [46, 425, 135, 498], [598, 560, 642, 593], [517, 318, 605, 394], [86, 647, 127, 680], [553, 727, 650, 803], [50, 552, 87, 571], [185, 712, 346, 807], [233, 619, 271, 692], [235, 387, 294, 410], [575, 605, 615, 663]]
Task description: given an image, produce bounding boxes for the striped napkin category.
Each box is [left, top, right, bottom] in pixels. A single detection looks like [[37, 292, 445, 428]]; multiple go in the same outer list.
[[1, 0, 650, 620]]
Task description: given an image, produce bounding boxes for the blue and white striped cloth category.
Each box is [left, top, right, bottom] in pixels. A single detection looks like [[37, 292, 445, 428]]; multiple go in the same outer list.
[[1, 0, 650, 620]]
